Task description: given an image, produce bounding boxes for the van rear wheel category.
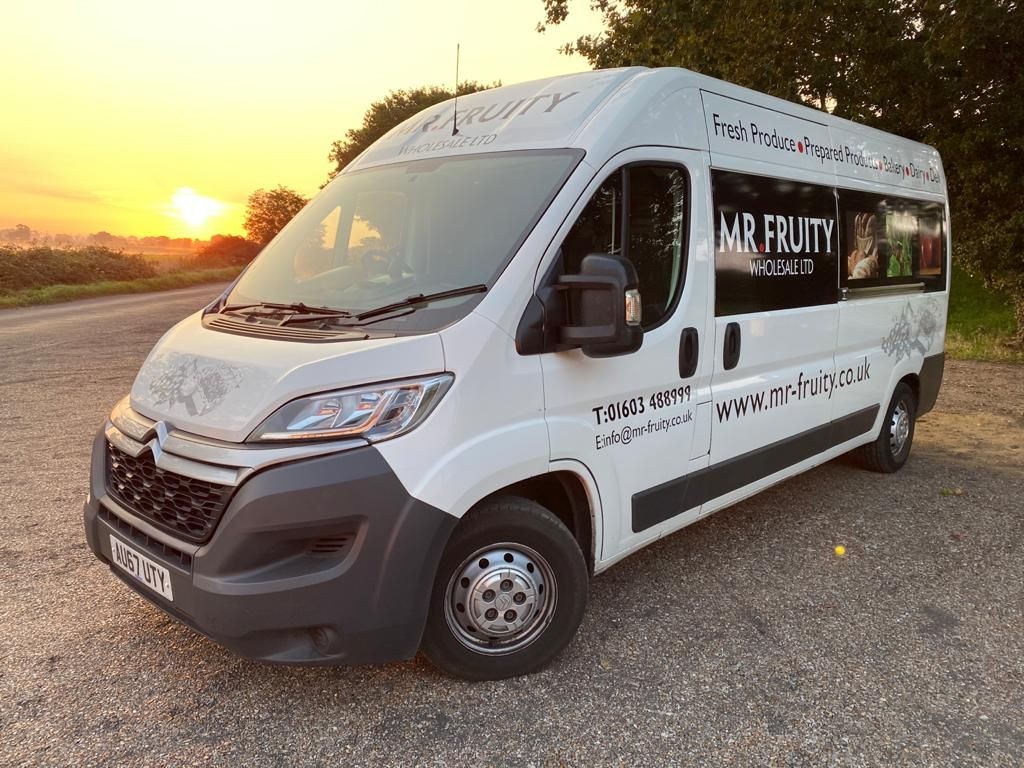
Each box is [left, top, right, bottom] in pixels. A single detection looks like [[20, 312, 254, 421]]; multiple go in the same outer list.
[[421, 496, 588, 680], [857, 381, 917, 473]]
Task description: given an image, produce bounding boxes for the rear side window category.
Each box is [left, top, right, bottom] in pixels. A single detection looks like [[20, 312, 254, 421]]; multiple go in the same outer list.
[[838, 189, 946, 291], [561, 164, 688, 328]]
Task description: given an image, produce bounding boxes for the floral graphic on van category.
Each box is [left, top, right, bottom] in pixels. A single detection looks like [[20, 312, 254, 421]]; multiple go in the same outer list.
[[145, 353, 244, 417], [882, 300, 942, 363]]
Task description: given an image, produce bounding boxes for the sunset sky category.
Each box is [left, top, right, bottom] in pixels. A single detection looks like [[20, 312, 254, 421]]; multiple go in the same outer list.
[[0, 1, 603, 239]]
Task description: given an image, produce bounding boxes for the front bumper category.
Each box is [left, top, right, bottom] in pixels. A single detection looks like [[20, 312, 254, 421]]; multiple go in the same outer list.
[[83, 430, 456, 664]]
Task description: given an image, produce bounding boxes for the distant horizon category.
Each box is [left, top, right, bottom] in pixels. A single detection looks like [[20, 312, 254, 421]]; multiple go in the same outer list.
[[0, 222, 243, 241], [0, 223, 245, 252]]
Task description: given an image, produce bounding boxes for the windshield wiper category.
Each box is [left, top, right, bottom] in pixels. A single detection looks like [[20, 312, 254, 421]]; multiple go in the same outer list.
[[221, 301, 353, 318], [353, 284, 488, 321]]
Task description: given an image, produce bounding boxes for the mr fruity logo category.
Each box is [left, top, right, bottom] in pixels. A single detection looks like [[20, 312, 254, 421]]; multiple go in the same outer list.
[[388, 90, 582, 157], [712, 170, 840, 315], [718, 211, 835, 277]]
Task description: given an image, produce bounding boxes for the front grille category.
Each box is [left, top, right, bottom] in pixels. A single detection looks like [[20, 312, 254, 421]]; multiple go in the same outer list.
[[105, 441, 233, 544], [308, 535, 354, 558]]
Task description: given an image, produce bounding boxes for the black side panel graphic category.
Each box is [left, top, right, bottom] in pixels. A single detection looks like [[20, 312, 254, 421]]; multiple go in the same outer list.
[[713, 170, 839, 316], [631, 405, 879, 533]]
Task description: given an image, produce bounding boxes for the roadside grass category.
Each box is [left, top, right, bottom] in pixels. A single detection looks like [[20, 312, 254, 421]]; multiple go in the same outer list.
[[0, 267, 242, 309], [947, 265, 1023, 364], [140, 251, 193, 273]]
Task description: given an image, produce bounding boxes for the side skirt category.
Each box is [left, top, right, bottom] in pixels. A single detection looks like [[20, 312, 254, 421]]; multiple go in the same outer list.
[[631, 405, 880, 533]]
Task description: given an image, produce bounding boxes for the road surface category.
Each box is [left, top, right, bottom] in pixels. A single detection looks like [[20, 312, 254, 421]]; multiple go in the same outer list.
[[1, 286, 1022, 766]]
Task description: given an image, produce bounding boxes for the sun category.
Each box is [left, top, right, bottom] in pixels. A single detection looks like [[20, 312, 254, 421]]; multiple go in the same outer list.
[[170, 187, 224, 229]]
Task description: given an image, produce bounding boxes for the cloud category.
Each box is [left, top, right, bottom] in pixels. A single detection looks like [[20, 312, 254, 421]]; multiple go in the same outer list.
[[13, 182, 108, 204]]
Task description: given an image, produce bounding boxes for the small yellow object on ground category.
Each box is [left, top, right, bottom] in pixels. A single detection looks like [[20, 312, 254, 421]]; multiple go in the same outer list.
[[834, 545, 846, 557]]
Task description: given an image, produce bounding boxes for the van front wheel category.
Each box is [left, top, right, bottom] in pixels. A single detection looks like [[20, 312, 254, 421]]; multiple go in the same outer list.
[[421, 496, 588, 680], [858, 381, 917, 473]]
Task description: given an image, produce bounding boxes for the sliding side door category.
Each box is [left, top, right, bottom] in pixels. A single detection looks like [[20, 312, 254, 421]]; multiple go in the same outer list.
[[702, 170, 842, 514]]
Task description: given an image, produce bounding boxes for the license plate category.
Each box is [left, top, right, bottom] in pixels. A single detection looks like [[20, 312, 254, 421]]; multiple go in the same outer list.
[[109, 535, 174, 602]]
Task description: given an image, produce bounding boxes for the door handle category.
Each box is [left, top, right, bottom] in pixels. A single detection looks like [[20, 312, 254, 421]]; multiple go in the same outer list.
[[679, 327, 699, 378], [723, 322, 741, 370]]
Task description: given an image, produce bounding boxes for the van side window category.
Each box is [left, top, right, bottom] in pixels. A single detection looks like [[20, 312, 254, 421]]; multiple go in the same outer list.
[[628, 167, 687, 323], [838, 189, 946, 291], [711, 170, 839, 316], [562, 172, 623, 264], [561, 165, 688, 328]]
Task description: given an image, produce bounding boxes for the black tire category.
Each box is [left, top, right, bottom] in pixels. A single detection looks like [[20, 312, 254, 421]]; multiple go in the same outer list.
[[421, 496, 588, 681], [857, 381, 917, 473]]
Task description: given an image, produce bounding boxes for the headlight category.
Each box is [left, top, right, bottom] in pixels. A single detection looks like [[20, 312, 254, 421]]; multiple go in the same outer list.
[[249, 373, 453, 443]]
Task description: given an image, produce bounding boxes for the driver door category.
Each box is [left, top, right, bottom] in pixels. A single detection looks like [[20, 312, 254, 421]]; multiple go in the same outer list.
[[539, 148, 713, 563]]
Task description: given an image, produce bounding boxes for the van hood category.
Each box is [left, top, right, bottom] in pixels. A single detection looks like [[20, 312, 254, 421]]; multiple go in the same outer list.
[[129, 312, 446, 443]]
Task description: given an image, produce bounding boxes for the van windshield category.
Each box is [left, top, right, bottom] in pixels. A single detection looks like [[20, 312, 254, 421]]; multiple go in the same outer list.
[[225, 149, 583, 332]]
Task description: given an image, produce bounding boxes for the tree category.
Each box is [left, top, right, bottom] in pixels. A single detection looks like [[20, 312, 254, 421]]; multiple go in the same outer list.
[[325, 81, 497, 183], [243, 186, 309, 246], [0, 224, 33, 242], [193, 234, 261, 267], [540, 0, 1024, 344]]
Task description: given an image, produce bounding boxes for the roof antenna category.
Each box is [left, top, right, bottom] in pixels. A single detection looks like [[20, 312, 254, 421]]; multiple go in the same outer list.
[[451, 43, 461, 136]]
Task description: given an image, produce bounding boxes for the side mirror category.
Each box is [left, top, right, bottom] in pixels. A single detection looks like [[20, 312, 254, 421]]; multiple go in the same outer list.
[[558, 253, 643, 357]]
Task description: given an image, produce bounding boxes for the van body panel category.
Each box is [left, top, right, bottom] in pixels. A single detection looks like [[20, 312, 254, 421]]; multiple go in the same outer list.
[[572, 77, 710, 160], [828, 123, 944, 194], [375, 311, 548, 519], [708, 305, 840, 465], [349, 67, 945, 201], [128, 313, 445, 444], [701, 90, 839, 178], [833, 293, 947, 429]]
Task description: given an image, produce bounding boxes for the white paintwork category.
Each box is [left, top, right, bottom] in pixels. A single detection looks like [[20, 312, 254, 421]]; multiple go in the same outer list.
[[375, 311, 549, 520], [130, 312, 444, 443], [124, 67, 949, 575], [708, 305, 839, 464]]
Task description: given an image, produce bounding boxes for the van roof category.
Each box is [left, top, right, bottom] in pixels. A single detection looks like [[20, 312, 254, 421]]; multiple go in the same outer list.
[[347, 67, 945, 196]]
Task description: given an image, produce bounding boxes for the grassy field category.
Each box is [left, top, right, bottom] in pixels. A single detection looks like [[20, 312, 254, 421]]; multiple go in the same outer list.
[[947, 265, 1023, 363], [140, 251, 195, 273], [0, 267, 242, 309]]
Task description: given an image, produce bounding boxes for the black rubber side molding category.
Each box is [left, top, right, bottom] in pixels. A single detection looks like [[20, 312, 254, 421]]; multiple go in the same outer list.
[[631, 405, 879, 533]]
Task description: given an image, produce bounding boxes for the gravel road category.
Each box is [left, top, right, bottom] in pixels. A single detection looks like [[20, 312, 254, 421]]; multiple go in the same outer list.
[[1, 286, 1022, 767]]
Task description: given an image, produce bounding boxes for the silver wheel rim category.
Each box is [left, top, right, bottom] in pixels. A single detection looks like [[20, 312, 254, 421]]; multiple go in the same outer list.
[[443, 543, 557, 655], [890, 399, 911, 455]]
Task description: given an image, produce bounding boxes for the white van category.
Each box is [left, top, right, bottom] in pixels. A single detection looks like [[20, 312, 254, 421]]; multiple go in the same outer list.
[[84, 67, 949, 680]]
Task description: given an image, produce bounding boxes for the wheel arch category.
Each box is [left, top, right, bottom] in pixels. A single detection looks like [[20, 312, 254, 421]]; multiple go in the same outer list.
[[473, 468, 598, 574], [900, 371, 921, 407]]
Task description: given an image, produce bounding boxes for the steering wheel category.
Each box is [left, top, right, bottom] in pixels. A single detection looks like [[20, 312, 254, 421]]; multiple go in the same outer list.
[[361, 248, 410, 281]]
